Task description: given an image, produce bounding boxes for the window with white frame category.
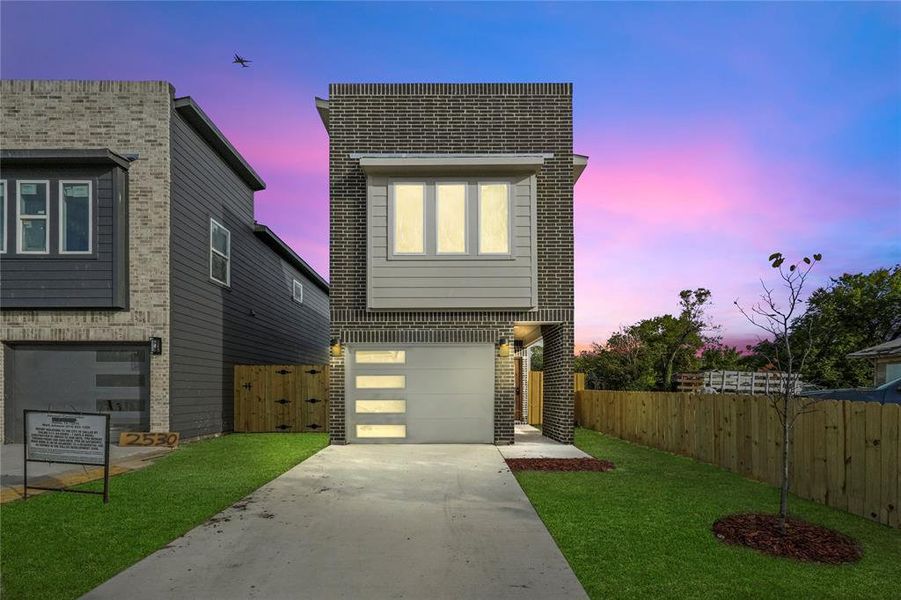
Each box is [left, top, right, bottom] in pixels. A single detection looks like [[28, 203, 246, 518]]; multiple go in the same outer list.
[[59, 181, 92, 254], [0, 180, 6, 254], [292, 279, 303, 304], [209, 218, 231, 286], [17, 180, 49, 254]]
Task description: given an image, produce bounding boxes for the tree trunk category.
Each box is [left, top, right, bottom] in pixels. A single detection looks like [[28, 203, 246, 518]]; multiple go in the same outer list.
[[665, 353, 676, 391], [779, 393, 791, 533]]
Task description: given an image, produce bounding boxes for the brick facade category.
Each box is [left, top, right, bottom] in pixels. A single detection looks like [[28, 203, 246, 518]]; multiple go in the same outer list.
[[0, 80, 173, 436], [327, 83, 575, 444]]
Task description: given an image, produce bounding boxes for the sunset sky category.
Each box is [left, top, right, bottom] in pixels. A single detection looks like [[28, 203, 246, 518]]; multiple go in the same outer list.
[[2, 2, 899, 351]]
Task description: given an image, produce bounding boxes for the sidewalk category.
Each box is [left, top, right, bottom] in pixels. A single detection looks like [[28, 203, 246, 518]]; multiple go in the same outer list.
[[1, 444, 172, 503]]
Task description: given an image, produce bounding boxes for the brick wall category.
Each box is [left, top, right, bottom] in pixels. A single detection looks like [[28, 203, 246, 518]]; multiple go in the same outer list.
[[328, 83, 574, 444], [0, 80, 173, 437]]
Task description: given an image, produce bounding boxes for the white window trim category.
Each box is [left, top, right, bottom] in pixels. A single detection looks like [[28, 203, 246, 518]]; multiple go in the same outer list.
[[58, 180, 93, 255], [209, 217, 231, 287], [390, 181, 427, 256], [0, 180, 6, 254], [435, 181, 468, 255], [477, 181, 513, 256], [292, 278, 304, 304], [16, 180, 50, 255]]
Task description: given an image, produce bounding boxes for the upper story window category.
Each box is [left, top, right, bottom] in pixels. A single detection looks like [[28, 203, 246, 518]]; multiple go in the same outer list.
[[389, 179, 511, 259], [478, 183, 510, 254], [60, 181, 92, 254], [292, 279, 304, 304], [436, 183, 467, 254], [209, 218, 231, 286], [0, 181, 6, 254], [17, 180, 49, 254], [393, 183, 425, 254]]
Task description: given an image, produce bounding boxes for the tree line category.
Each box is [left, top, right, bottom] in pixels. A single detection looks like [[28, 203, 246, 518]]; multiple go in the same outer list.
[[570, 265, 900, 391]]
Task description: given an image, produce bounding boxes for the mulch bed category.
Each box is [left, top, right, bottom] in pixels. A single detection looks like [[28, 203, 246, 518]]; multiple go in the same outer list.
[[712, 513, 862, 564], [505, 458, 615, 472]]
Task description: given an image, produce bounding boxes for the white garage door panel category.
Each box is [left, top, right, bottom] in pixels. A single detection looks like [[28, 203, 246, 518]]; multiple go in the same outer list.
[[406, 418, 493, 444], [403, 370, 494, 394], [347, 344, 494, 444], [405, 395, 493, 419]]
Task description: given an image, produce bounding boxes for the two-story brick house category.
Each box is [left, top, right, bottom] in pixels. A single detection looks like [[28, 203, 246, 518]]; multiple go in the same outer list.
[[0, 80, 329, 442], [319, 83, 585, 445]]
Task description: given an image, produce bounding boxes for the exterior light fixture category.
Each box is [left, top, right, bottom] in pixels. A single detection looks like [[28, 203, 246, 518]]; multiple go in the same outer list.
[[497, 337, 511, 358], [330, 337, 342, 358], [150, 337, 163, 355]]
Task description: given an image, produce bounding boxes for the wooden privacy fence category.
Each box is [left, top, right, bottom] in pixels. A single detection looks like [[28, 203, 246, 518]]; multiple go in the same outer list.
[[527, 372, 586, 426], [234, 364, 329, 433], [576, 390, 900, 528]]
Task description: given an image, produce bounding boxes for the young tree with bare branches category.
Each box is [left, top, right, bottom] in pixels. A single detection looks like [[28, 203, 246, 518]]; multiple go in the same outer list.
[[735, 251, 822, 531]]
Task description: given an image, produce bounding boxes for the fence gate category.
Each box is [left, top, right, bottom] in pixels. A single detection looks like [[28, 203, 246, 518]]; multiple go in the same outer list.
[[234, 364, 328, 433]]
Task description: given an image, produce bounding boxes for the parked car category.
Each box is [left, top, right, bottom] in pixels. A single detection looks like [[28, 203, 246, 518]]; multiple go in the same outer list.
[[799, 377, 901, 404]]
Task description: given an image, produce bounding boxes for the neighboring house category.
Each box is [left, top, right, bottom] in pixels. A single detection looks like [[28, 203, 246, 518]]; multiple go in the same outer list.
[[319, 83, 586, 444], [848, 337, 901, 385], [0, 80, 329, 443]]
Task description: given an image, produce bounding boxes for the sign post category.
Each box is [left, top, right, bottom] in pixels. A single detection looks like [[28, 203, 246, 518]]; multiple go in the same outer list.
[[23, 410, 111, 503]]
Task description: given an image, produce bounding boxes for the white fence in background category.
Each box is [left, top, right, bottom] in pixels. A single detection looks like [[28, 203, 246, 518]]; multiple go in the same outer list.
[[675, 370, 803, 395]]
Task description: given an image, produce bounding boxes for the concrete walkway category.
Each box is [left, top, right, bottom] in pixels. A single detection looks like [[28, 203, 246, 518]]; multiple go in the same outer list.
[[83, 444, 588, 600], [500, 424, 591, 459]]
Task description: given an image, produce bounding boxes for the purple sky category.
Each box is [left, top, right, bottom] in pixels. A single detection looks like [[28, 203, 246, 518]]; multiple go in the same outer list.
[[2, 2, 899, 350]]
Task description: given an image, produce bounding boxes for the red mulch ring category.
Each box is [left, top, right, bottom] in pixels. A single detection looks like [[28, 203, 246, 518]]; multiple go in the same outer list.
[[505, 458, 615, 472], [712, 513, 862, 565]]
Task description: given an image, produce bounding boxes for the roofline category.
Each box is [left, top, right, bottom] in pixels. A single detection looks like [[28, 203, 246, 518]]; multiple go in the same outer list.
[[0, 148, 134, 170], [356, 153, 549, 176], [573, 154, 589, 183], [315, 97, 330, 133], [173, 97, 266, 191], [253, 224, 329, 294]]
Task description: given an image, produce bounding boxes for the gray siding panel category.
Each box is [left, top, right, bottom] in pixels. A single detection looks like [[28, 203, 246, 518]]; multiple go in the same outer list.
[[0, 165, 128, 309], [169, 112, 328, 439], [367, 175, 536, 310]]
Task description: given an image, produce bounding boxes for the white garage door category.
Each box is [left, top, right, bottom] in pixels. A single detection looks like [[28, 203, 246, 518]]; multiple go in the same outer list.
[[346, 344, 494, 443]]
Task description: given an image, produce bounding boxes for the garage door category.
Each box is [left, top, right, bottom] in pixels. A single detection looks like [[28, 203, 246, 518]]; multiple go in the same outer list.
[[5, 344, 150, 443], [346, 344, 494, 443]]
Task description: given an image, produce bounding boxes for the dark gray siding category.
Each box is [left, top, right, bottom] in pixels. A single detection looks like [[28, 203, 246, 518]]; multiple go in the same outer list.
[[0, 165, 128, 308], [169, 111, 329, 439]]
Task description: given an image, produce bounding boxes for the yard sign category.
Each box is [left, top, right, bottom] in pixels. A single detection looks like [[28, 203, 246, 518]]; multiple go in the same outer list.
[[23, 410, 111, 503]]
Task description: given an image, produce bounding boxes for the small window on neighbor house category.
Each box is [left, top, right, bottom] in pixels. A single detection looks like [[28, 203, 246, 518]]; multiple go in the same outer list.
[[436, 183, 467, 254], [209, 218, 231, 286], [0, 180, 6, 254], [17, 180, 49, 254], [478, 183, 510, 254], [392, 183, 425, 254], [60, 181, 92, 254], [292, 279, 304, 304]]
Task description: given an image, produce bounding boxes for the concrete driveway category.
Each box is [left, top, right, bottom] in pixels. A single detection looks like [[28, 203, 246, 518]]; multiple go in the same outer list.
[[84, 444, 588, 600]]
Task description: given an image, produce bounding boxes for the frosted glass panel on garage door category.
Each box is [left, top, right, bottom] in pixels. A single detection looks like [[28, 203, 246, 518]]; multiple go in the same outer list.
[[347, 344, 494, 444]]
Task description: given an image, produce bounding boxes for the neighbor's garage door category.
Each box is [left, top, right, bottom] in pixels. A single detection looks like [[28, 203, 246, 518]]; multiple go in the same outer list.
[[4, 344, 150, 443], [346, 344, 494, 443]]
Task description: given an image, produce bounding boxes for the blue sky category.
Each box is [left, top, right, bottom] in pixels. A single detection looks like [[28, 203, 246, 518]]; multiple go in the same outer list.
[[3, 1, 899, 348]]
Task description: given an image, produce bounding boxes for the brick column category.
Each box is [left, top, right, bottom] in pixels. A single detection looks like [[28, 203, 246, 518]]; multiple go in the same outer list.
[[494, 325, 516, 445], [328, 326, 347, 444], [540, 322, 574, 443]]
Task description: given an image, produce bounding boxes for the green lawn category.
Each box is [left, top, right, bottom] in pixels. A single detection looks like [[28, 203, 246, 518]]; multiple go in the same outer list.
[[1, 433, 327, 600], [515, 428, 901, 600]]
